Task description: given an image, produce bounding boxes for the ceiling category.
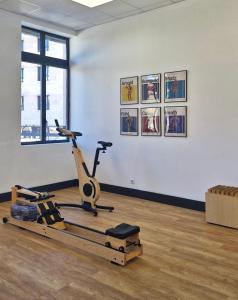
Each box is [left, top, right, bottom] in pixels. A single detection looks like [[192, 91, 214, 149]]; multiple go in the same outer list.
[[0, 0, 185, 32]]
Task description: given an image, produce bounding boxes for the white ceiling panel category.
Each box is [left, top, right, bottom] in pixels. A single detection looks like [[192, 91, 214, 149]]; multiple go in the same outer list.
[[141, 0, 174, 12], [113, 9, 142, 19], [0, 0, 187, 31], [66, 19, 93, 30], [31, 10, 68, 23], [38, 0, 91, 16], [0, 0, 40, 14], [75, 9, 114, 23], [121, 0, 172, 9], [50, 15, 92, 30], [91, 16, 116, 26], [97, 0, 139, 16]]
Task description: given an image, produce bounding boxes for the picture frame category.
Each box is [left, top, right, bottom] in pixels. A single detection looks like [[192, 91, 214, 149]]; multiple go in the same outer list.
[[141, 73, 161, 104], [164, 70, 187, 102], [141, 107, 161, 136], [164, 106, 187, 137], [120, 108, 138, 136], [120, 76, 139, 105]]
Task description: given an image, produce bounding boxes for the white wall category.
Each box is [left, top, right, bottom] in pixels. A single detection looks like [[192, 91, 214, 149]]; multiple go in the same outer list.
[[0, 10, 75, 193], [71, 0, 238, 202]]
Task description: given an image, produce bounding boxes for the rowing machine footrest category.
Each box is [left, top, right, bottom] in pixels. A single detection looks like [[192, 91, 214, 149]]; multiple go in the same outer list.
[[105, 223, 140, 239], [37, 201, 64, 225]]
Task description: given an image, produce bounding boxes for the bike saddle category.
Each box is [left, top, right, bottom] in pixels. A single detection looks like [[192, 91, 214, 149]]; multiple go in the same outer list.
[[98, 141, 112, 148]]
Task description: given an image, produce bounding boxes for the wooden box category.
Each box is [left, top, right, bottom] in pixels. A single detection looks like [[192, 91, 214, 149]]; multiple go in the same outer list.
[[206, 185, 238, 229]]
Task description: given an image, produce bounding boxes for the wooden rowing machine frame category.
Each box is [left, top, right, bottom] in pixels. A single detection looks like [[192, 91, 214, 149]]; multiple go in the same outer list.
[[2, 186, 143, 266]]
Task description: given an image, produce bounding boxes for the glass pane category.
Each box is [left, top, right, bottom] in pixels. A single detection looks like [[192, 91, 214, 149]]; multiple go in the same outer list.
[[46, 66, 67, 141], [21, 62, 42, 143], [21, 28, 40, 54], [45, 35, 67, 60]]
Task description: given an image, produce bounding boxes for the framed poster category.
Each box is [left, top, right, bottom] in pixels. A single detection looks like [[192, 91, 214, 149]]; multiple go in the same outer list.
[[164, 106, 187, 137], [120, 76, 138, 105], [141, 73, 161, 104], [120, 108, 138, 136], [141, 107, 161, 136], [164, 70, 187, 102]]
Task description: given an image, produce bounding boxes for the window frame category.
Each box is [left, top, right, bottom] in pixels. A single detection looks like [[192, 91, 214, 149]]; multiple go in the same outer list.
[[21, 26, 70, 145]]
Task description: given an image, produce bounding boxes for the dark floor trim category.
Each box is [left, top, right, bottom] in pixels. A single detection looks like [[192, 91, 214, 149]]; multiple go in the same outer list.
[[100, 183, 205, 212], [31, 179, 78, 193], [0, 192, 11, 202], [0, 179, 78, 203], [0, 180, 205, 212]]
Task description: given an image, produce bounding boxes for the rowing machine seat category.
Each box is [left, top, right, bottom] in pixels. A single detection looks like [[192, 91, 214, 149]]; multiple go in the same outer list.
[[105, 223, 140, 239]]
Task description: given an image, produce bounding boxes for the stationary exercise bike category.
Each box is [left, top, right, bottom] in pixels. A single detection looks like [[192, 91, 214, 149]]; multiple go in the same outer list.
[[55, 120, 114, 216]]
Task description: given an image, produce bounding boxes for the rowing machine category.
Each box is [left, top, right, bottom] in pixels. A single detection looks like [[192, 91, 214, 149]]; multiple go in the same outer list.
[[2, 186, 143, 265]]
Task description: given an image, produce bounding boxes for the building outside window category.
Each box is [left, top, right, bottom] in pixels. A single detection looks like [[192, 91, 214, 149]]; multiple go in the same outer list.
[[21, 27, 69, 144], [21, 68, 24, 82], [46, 95, 50, 110], [37, 66, 41, 81], [37, 95, 41, 111], [46, 66, 50, 81], [21, 40, 24, 51], [21, 96, 24, 111]]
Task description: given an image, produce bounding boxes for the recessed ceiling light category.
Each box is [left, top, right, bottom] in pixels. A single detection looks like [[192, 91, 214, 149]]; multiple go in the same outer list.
[[72, 0, 114, 8]]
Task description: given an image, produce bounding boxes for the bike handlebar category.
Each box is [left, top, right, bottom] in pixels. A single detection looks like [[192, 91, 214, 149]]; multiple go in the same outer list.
[[55, 119, 82, 139]]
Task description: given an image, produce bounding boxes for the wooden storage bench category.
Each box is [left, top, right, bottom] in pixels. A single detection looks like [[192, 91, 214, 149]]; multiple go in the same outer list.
[[206, 185, 238, 229]]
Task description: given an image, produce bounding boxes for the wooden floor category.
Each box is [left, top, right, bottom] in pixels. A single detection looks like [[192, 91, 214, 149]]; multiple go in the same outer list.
[[0, 188, 238, 300]]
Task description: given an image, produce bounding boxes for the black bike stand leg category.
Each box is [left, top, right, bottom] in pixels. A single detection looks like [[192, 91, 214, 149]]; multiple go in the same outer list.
[[55, 203, 98, 216], [80, 203, 98, 216], [55, 203, 85, 210], [96, 204, 114, 212]]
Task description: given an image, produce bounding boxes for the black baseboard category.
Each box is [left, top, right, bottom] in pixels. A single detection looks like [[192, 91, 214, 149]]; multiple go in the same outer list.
[[0, 180, 205, 212], [0, 179, 79, 203], [100, 183, 205, 212], [0, 192, 11, 202], [31, 179, 79, 193]]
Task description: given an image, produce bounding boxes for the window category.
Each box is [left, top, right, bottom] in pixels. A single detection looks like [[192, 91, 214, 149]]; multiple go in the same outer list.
[[37, 38, 41, 53], [45, 35, 67, 60], [37, 95, 41, 111], [37, 66, 41, 81], [21, 27, 69, 144], [21, 40, 24, 51], [46, 95, 50, 110], [46, 66, 49, 81], [45, 38, 49, 51], [21, 68, 24, 82], [21, 28, 40, 55], [21, 96, 24, 111]]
